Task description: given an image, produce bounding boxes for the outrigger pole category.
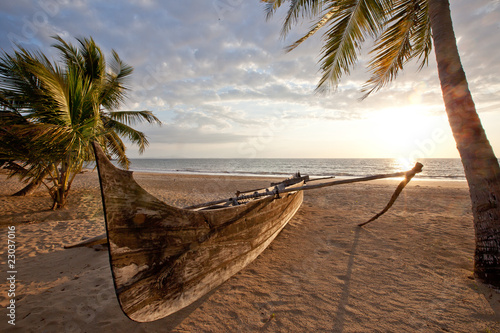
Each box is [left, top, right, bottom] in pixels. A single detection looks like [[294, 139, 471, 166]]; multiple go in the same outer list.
[[184, 163, 424, 215]]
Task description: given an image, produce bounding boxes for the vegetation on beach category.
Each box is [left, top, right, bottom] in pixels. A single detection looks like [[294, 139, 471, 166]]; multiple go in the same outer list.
[[0, 36, 160, 209], [264, 0, 500, 287]]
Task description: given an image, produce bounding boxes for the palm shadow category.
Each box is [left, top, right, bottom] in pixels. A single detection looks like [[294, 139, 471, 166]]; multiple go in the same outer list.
[[333, 226, 362, 333]]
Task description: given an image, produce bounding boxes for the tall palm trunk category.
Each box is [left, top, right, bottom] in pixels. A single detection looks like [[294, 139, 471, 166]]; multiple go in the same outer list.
[[429, 0, 500, 287]]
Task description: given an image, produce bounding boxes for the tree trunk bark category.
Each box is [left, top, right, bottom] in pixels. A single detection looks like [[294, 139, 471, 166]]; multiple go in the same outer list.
[[50, 160, 70, 210], [12, 168, 50, 196], [12, 181, 41, 196], [428, 0, 500, 287]]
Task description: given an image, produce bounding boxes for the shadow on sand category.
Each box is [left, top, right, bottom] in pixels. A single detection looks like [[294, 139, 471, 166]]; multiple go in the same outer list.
[[333, 227, 362, 333]]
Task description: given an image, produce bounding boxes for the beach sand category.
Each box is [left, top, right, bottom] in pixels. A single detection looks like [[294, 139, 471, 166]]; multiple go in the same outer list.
[[1, 170, 499, 332]]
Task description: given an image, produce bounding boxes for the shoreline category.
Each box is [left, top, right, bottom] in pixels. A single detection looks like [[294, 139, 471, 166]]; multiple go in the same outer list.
[[0, 171, 498, 332], [84, 167, 469, 183], [82, 156, 468, 181]]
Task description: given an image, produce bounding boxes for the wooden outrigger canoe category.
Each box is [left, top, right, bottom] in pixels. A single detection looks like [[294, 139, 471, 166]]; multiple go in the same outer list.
[[91, 142, 423, 322], [92, 142, 305, 322]]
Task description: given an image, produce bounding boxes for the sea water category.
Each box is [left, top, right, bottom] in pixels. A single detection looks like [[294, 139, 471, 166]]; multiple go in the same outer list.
[[122, 158, 483, 181]]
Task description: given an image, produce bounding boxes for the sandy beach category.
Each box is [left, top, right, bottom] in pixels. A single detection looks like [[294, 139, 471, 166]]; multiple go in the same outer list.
[[1, 170, 499, 332]]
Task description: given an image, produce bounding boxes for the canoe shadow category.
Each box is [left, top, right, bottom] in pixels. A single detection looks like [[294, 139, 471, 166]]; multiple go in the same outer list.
[[132, 285, 221, 332]]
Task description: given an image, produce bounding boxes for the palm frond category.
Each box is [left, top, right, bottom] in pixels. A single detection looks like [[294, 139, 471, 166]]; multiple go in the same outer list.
[[0, 48, 58, 116], [0, 121, 72, 173], [267, 0, 324, 38], [0, 105, 26, 124], [101, 117, 149, 154], [27, 58, 72, 125], [361, 0, 431, 98], [104, 130, 129, 168], [285, 5, 337, 52], [105, 110, 161, 126], [110, 50, 134, 80], [314, 0, 390, 93], [77, 36, 106, 82], [51, 35, 85, 73], [15, 123, 74, 155], [100, 50, 134, 110], [263, 0, 287, 19]]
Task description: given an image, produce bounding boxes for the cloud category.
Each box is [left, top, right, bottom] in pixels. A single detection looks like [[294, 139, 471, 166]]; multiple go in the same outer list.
[[0, 0, 499, 157], [142, 123, 248, 145]]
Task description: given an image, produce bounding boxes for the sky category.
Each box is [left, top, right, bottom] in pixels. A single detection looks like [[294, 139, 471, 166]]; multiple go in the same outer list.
[[1, 0, 499, 160]]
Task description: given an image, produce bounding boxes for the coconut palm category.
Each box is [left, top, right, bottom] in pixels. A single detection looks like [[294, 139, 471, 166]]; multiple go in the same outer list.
[[264, 0, 500, 286], [0, 36, 161, 208]]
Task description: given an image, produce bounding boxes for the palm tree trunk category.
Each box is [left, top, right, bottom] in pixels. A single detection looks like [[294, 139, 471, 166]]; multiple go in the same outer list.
[[13, 181, 41, 196], [428, 0, 500, 287], [12, 168, 50, 196], [51, 159, 70, 210]]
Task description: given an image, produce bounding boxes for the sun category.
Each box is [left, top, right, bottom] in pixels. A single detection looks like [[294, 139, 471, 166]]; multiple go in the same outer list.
[[393, 157, 417, 171], [367, 105, 435, 156]]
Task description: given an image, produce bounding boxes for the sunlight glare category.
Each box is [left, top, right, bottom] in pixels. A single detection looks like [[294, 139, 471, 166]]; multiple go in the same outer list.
[[393, 157, 416, 172], [368, 105, 433, 155]]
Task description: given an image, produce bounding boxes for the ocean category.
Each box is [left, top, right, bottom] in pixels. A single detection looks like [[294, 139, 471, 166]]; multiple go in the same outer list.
[[123, 158, 480, 181]]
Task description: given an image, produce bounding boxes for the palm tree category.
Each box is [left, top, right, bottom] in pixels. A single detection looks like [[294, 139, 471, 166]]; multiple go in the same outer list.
[[0, 36, 161, 209], [264, 0, 500, 287]]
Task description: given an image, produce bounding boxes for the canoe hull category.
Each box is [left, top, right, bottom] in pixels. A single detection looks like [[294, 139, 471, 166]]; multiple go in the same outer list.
[[93, 142, 303, 322]]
